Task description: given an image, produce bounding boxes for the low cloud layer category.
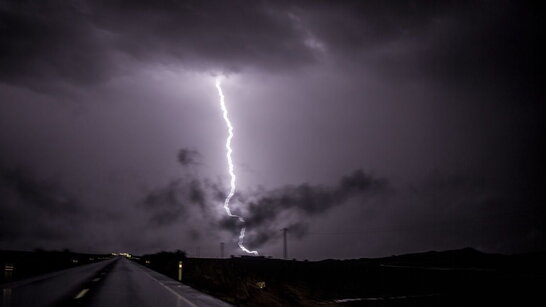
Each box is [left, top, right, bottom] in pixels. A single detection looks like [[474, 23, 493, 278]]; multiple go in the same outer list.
[[1, 147, 543, 256], [223, 170, 387, 248], [135, 164, 387, 250], [135, 163, 544, 255]]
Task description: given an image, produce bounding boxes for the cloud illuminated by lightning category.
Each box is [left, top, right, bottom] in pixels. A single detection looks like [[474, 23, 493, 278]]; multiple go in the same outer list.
[[215, 77, 259, 256]]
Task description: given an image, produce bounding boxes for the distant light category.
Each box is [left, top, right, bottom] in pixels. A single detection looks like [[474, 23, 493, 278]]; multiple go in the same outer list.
[[178, 261, 183, 281], [113, 252, 132, 258]]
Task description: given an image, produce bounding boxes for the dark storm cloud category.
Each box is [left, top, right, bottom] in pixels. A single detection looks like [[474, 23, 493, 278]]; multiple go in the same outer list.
[[294, 0, 545, 102], [0, 0, 317, 89], [388, 171, 546, 253], [220, 170, 387, 248], [136, 169, 386, 248], [418, 1, 545, 101], [0, 167, 78, 213], [177, 148, 200, 167], [0, 0, 546, 102], [90, 0, 316, 71], [0, 0, 113, 89], [0, 164, 82, 242], [139, 177, 207, 228], [2, 0, 543, 100], [1, 0, 543, 256]]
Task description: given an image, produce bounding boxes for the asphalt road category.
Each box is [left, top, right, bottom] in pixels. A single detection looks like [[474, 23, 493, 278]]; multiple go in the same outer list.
[[1, 257, 232, 307]]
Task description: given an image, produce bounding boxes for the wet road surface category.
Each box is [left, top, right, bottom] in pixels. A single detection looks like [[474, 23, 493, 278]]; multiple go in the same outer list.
[[1, 257, 231, 307]]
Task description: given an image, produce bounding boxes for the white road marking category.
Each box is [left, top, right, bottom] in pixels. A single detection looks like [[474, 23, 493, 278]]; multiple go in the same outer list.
[[334, 293, 440, 303], [74, 288, 90, 299], [92, 277, 101, 282]]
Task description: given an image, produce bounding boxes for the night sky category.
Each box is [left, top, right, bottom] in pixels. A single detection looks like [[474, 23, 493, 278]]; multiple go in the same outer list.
[[0, 0, 544, 259]]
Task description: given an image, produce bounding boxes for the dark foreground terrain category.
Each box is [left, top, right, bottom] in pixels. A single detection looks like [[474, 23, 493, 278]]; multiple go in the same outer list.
[[138, 248, 546, 306], [2, 248, 545, 306], [0, 250, 111, 284]]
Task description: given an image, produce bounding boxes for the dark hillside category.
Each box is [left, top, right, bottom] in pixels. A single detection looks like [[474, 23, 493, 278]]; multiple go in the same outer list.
[[137, 248, 546, 306]]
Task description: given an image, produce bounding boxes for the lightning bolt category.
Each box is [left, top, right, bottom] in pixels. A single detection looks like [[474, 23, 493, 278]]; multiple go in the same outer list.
[[215, 77, 259, 256]]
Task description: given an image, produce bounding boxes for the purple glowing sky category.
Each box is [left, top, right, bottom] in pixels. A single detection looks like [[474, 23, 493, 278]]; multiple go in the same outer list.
[[0, 0, 544, 259]]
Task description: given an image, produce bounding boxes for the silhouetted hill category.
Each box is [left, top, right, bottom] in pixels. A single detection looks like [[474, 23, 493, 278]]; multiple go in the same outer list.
[[373, 247, 546, 272], [136, 248, 546, 306]]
